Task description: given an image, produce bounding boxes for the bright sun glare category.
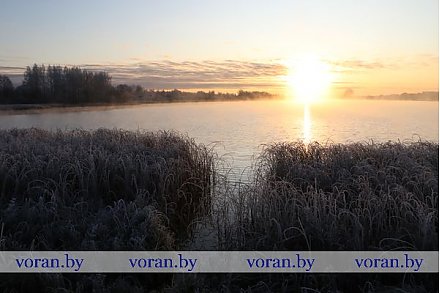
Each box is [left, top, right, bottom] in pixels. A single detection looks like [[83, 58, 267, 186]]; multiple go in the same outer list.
[[286, 55, 333, 104]]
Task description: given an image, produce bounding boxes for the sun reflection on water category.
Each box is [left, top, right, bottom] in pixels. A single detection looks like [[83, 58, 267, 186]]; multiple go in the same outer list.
[[303, 105, 312, 143]]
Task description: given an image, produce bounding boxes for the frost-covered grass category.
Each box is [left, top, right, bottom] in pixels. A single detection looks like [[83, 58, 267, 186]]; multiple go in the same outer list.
[[0, 128, 216, 291], [211, 140, 438, 292], [0, 131, 437, 292], [0, 128, 214, 249], [232, 141, 438, 251]]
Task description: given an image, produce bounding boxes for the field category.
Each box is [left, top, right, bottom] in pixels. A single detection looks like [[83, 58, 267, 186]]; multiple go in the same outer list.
[[0, 129, 437, 292]]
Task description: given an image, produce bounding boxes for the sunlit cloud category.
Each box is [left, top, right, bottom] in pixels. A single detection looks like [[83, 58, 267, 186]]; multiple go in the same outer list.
[[328, 54, 438, 72], [329, 60, 388, 70], [79, 60, 286, 90]]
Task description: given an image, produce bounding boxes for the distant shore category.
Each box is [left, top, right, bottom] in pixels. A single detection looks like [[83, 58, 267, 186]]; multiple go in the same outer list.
[[364, 91, 439, 101], [0, 93, 438, 115], [0, 95, 279, 114]]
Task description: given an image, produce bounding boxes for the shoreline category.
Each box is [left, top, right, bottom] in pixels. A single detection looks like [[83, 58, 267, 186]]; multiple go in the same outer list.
[[0, 96, 438, 115], [0, 97, 282, 114]]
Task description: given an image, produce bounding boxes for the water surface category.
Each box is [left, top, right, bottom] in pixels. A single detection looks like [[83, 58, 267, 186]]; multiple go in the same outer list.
[[1, 99, 438, 180]]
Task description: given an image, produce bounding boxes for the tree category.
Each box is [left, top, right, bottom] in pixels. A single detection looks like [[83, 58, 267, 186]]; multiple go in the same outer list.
[[0, 75, 14, 102], [17, 64, 115, 104], [47, 65, 65, 102], [22, 64, 48, 101]]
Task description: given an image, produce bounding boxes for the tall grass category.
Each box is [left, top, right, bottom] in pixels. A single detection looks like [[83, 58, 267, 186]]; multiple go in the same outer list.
[[210, 140, 438, 292], [0, 130, 437, 292], [0, 128, 215, 291], [220, 141, 438, 251], [0, 128, 214, 248]]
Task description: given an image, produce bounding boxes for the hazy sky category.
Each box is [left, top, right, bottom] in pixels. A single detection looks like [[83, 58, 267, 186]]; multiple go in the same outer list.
[[0, 0, 438, 96]]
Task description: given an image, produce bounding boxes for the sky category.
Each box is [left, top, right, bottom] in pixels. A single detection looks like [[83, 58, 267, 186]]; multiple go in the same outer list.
[[0, 0, 438, 96]]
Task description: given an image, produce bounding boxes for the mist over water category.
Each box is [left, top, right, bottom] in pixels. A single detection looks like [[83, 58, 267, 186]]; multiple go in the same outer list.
[[0, 99, 437, 180]]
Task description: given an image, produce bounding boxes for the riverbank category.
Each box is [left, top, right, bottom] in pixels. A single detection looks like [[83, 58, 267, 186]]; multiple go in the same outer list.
[[0, 92, 437, 115], [0, 95, 280, 115], [0, 101, 165, 114], [0, 129, 437, 292]]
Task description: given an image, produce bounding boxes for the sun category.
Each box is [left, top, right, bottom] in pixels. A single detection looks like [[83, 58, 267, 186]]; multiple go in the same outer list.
[[285, 55, 333, 104]]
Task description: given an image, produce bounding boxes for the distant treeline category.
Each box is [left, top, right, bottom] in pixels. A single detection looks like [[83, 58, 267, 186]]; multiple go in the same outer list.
[[365, 91, 439, 101], [0, 64, 273, 105]]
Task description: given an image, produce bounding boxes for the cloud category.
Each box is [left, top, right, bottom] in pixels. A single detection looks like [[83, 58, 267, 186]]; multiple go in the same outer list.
[[0, 66, 26, 73], [328, 59, 390, 71], [78, 60, 286, 90], [329, 54, 438, 73]]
